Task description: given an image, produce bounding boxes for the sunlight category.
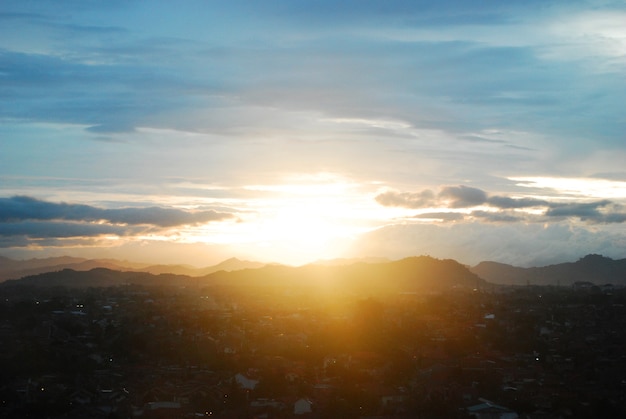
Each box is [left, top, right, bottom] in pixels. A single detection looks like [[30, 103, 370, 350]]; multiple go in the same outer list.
[[183, 174, 405, 264], [511, 176, 626, 200], [227, 176, 365, 263]]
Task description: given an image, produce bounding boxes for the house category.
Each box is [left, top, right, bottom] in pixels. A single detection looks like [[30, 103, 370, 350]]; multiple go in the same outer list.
[[601, 283, 615, 293], [572, 281, 596, 291], [285, 370, 301, 383], [235, 373, 258, 390], [467, 398, 518, 419], [143, 401, 182, 418], [294, 398, 313, 415]]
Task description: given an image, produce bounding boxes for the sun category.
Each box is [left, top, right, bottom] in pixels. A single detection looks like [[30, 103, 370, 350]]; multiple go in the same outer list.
[[240, 176, 365, 263], [188, 173, 400, 265], [257, 196, 351, 243]]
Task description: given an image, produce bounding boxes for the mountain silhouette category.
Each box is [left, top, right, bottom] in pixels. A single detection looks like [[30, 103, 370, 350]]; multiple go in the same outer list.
[[471, 254, 626, 286], [1, 256, 484, 293], [0, 256, 265, 281]]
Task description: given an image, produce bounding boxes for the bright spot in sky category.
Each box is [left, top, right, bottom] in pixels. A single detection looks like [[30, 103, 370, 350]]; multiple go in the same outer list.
[[511, 176, 626, 199], [181, 174, 407, 264]]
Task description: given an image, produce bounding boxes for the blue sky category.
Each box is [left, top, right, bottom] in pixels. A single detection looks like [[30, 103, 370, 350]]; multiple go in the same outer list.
[[1, 0, 625, 266]]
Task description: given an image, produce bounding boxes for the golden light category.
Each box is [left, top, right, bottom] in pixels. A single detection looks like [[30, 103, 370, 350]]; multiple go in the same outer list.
[[184, 173, 406, 265]]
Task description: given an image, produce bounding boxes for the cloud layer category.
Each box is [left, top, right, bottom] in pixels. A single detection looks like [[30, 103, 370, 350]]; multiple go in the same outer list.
[[375, 185, 626, 224], [0, 196, 234, 246]]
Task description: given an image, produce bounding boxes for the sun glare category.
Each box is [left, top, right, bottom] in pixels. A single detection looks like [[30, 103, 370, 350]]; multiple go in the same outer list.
[[182, 174, 403, 264]]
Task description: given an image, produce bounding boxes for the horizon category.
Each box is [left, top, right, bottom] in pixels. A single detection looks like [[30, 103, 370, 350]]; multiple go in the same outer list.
[[2, 1, 626, 268], [0, 251, 617, 271]]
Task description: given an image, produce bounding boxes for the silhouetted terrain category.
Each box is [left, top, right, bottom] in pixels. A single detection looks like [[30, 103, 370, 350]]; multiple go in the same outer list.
[[0, 255, 265, 281], [5, 253, 625, 289], [471, 254, 626, 286], [2, 254, 626, 417], [1, 256, 485, 294]]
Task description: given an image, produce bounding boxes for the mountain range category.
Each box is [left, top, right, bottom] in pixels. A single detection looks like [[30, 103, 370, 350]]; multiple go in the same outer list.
[[0, 256, 485, 293], [470, 253, 626, 286], [0, 255, 264, 282], [1, 253, 626, 289]]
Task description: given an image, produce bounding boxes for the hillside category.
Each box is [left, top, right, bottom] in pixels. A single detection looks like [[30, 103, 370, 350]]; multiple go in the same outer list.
[[471, 254, 626, 286], [0, 255, 265, 281], [1, 256, 485, 293], [203, 256, 486, 292]]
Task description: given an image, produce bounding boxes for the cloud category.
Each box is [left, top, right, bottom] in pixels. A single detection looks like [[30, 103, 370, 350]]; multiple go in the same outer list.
[[376, 185, 547, 210], [0, 220, 139, 238], [544, 200, 626, 224], [0, 196, 234, 227], [439, 185, 488, 208], [469, 210, 524, 223], [375, 186, 626, 225], [486, 195, 548, 209], [413, 212, 465, 222], [545, 200, 610, 219], [375, 189, 436, 208], [2, 1, 625, 267], [2, 0, 624, 146], [0, 47, 210, 133]]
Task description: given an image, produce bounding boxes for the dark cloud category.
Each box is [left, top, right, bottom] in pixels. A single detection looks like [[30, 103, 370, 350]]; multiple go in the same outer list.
[[439, 185, 488, 208], [104, 206, 233, 227], [0, 220, 139, 238], [543, 201, 626, 224], [377, 185, 566, 212], [600, 213, 626, 224], [0, 235, 105, 249], [470, 210, 523, 223], [0, 196, 234, 227], [545, 201, 611, 219], [486, 195, 548, 209]]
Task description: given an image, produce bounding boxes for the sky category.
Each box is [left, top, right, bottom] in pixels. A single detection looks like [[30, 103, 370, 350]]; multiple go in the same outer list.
[[1, 0, 626, 267]]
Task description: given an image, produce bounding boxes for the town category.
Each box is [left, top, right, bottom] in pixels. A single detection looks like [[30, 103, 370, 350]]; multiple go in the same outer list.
[[1, 274, 625, 418]]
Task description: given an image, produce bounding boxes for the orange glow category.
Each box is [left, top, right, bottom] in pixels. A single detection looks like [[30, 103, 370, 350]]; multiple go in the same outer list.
[[180, 174, 410, 265]]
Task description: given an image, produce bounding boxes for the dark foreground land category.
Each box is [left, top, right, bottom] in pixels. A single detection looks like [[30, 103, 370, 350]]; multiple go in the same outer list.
[[1, 272, 626, 418]]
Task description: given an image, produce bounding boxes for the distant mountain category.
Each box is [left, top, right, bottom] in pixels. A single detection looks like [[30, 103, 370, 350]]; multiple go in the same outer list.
[[471, 254, 626, 286], [309, 257, 391, 266], [128, 257, 265, 276], [0, 268, 189, 288], [136, 263, 201, 276], [202, 255, 486, 293], [0, 256, 266, 281], [6, 254, 626, 288], [1, 256, 485, 292], [203, 257, 266, 274], [0, 256, 143, 281]]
